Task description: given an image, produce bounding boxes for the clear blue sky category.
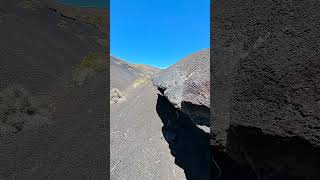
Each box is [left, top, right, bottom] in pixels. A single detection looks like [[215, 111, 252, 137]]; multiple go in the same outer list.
[[111, 0, 210, 69]]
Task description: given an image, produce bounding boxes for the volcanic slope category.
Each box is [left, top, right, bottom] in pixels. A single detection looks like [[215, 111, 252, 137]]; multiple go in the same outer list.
[[0, 0, 108, 179], [110, 52, 211, 180], [110, 55, 160, 91]]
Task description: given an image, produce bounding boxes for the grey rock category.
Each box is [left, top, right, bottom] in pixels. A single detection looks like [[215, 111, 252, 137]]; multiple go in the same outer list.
[[6, 113, 26, 128], [37, 107, 53, 117], [152, 49, 210, 125], [23, 114, 52, 130], [28, 95, 49, 111], [196, 125, 210, 134], [0, 85, 31, 112], [110, 88, 126, 104], [0, 104, 6, 122], [0, 85, 53, 136], [0, 122, 17, 135]]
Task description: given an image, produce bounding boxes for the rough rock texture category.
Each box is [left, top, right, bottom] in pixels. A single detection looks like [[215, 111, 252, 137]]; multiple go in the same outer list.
[[110, 54, 211, 179], [0, 85, 53, 136], [151, 49, 213, 177], [110, 88, 126, 104], [152, 49, 210, 126], [211, 0, 320, 179], [0, 0, 109, 178]]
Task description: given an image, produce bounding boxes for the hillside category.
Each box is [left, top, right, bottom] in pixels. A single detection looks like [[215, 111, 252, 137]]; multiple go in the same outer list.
[[111, 52, 211, 180], [110, 55, 160, 91], [0, 0, 108, 178]]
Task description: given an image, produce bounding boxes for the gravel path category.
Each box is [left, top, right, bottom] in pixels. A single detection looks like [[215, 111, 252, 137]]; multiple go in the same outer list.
[[110, 83, 186, 180]]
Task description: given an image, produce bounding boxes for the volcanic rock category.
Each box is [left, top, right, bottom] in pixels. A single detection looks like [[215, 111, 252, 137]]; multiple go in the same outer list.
[[211, 0, 320, 179], [0, 85, 53, 136], [152, 49, 210, 126], [110, 88, 126, 104]]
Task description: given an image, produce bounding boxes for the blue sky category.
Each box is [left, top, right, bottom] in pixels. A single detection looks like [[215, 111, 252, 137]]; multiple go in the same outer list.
[[111, 0, 210, 69]]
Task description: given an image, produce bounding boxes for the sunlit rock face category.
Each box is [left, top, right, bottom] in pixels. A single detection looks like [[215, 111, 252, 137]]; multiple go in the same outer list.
[[152, 48, 210, 126]]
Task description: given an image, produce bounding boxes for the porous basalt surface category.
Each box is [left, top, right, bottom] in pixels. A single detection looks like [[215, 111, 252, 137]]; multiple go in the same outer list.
[[152, 49, 210, 126], [211, 0, 320, 179]]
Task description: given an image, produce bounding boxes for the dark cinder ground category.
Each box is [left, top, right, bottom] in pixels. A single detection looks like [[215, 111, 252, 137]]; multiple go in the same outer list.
[[0, 0, 108, 179], [110, 83, 186, 180], [110, 56, 211, 179], [110, 83, 211, 180]]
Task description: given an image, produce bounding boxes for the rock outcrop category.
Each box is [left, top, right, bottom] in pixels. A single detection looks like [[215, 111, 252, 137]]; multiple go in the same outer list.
[[110, 88, 126, 104], [0, 85, 53, 137], [211, 0, 320, 179], [152, 49, 212, 179], [152, 49, 210, 126]]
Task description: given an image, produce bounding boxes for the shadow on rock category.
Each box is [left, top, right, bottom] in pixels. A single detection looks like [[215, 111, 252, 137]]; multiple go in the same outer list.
[[181, 101, 210, 127], [156, 94, 217, 180], [224, 126, 320, 180]]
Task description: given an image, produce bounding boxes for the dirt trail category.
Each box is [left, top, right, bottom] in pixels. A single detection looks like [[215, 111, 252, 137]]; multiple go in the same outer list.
[[111, 81, 211, 180], [110, 82, 186, 180]]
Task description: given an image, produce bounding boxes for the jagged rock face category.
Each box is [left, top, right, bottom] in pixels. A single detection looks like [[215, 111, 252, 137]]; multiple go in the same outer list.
[[152, 49, 210, 126], [211, 0, 320, 179]]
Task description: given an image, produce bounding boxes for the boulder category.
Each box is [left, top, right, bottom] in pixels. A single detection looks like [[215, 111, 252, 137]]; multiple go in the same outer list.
[[152, 49, 210, 126], [211, 0, 320, 179], [110, 88, 126, 104]]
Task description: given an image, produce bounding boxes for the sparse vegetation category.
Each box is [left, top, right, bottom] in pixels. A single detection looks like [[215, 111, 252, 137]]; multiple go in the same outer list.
[[128, 63, 160, 77], [71, 52, 105, 87], [75, 52, 105, 71], [133, 76, 150, 88]]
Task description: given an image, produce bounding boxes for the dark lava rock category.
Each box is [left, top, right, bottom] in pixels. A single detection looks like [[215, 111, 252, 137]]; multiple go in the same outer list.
[[0, 85, 53, 136], [152, 49, 210, 126], [211, 0, 320, 179], [156, 94, 211, 180], [153, 50, 213, 179]]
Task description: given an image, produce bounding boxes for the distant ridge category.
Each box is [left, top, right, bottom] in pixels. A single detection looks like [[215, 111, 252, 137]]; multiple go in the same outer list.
[[110, 55, 160, 90]]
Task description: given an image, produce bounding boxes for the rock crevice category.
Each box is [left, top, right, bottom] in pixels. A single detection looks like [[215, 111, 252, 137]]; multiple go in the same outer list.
[[152, 49, 210, 127]]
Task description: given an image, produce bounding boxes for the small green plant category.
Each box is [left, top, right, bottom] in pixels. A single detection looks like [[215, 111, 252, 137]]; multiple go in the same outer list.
[[70, 52, 105, 86], [133, 77, 150, 88], [76, 52, 105, 72]]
